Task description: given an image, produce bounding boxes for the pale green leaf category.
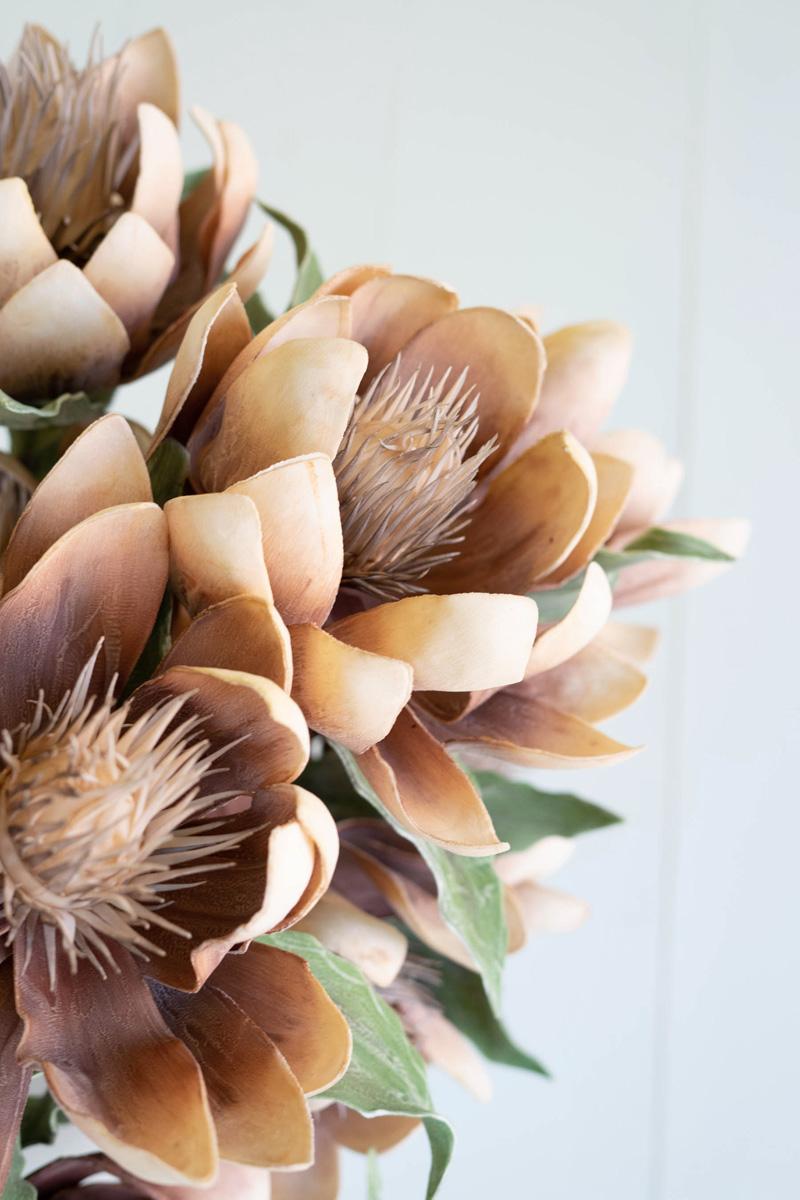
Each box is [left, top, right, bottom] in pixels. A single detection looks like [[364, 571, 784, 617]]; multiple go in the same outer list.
[[472, 771, 621, 852], [262, 931, 454, 1200], [1, 1143, 35, 1200], [146, 437, 189, 508], [367, 1147, 382, 1199], [596, 525, 734, 572], [0, 389, 111, 431], [256, 201, 323, 308], [332, 744, 507, 1015]]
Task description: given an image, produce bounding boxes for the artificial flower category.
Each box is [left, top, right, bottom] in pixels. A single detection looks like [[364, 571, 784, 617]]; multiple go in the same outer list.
[[0, 25, 270, 403], [0, 415, 347, 1190]]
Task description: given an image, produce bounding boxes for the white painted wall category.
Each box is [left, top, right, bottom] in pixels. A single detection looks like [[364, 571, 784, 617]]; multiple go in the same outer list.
[[4, 1, 797, 1196]]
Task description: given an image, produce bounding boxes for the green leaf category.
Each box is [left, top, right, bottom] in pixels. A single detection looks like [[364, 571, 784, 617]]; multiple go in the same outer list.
[[262, 931, 454, 1200], [122, 587, 173, 699], [1, 1143, 35, 1200], [182, 167, 208, 201], [367, 1147, 382, 1199], [530, 570, 589, 624], [298, 746, 376, 823], [472, 771, 621, 852], [256, 201, 323, 308], [244, 290, 276, 334], [596, 525, 734, 573], [332, 744, 507, 1015], [146, 437, 189, 508], [0, 389, 111, 432], [19, 1092, 63, 1147], [415, 944, 549, 1077]]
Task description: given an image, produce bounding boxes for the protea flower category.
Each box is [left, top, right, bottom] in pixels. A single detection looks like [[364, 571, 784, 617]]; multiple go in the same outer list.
[[0, 415, 347, 1190], [0, 25, 270, 404]]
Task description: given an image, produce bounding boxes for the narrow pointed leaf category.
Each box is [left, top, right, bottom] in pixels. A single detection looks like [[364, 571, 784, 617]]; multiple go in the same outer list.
[[256, 201, 323, 308], [472, 771, 621, 852]]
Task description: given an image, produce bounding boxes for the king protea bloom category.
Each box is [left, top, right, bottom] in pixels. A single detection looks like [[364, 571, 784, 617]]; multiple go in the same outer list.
[[0, 25, 271, 403], [0, 415, 348, 1190]]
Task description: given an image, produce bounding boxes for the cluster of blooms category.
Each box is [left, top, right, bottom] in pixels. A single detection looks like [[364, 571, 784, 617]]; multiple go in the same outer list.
[[0, 24, 745, 1200]]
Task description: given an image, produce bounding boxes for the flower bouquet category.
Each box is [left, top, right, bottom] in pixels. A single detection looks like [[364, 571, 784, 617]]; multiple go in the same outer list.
[[0, 24, 747, 1200]]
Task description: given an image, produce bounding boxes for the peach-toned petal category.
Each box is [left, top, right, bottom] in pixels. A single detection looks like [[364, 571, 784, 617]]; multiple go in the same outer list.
[[0, 177, 56, 306], [0, 503, 167, 730], [396, 306, 545, 473], [543, 452, 633, 583], [426, 431, 597, 594], [594, 620, 660, 664], [357, 708, 506, 855], [329, 593, 538, 692], [271, 1121, 338, 1200], [514, 320, 632, 452], [594, 429, 684, 536], [289, 624, 412, 753], [154, 983, 312, 1169], [16, 936, 217, 1187], [161, 595, 292, 692], [148, 284, 252, 452], [2, 414, 152, 594], [165, 492, 272, 615], [439, 692, 639, 770], [189, 338, 367, 492], [524, 562, 612, 677], [314, 264, 391, 298], [511, 882, 590, 937], [495, 836, 575, 886], [400, 1001, 491, 1102], [84, 213, 174, 344], [223, 221, 274, 303], [611, 518, 751, 607], [515, 641, 647, 722], [0, 260, 129, 397], [350, 273, 459, 385], [202, 117, 259, 289], [113, 28, 180, 132], [212, 940, 352, 1095], [226, 455, 343, 625], [295, 889, 408, 988], [130, 103, 183, 250], [322, 1105, 420, 1153], [0, 961, 30, 1193]]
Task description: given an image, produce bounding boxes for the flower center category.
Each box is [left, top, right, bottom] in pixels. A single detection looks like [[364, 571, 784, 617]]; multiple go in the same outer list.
[[334, 358, 496, 600], [0, 26, 135, 259], [0, 652, 240, 982]]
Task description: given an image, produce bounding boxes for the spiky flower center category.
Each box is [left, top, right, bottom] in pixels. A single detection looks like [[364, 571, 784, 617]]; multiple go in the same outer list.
[[0, 26, 135, 259], [334, 358, 495, 600], [0, 654, 241, 982]]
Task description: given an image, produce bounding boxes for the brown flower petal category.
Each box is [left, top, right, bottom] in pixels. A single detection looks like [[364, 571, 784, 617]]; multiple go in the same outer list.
[[0, 260, 129, 397], [426, 431, 597, 594], [212, 940, 351, 1095], [329, 593, 538, 692], [295, 889, 408, 987], [350, 273, 459, 386], [148, 284, 252, 452], [84, 213, 174, 344], [357, 707, 506, 855], [594, 620, 660, 664], [514, 641, 647, 722], [395, 306, 545, 473], [189, 338, 367, 492], [271, 1119, 339, 1200], [2, 415, 152, 594], [592, 429, 684, 537], [154, 983, 312, 1168], [112, 29, 180, 134], [322, 1105, 420, 1153], [0, 177, 56, 306], [196, 113, 259, 290], [226, 455, 343, 625], [542, 452, 633, 583], [314, 263, 391, 297], [166, 493, 272, 615], [0, 960, 30, 1193], [289, 624, 412, 753], [524, 562, 612, 678], [15, 935, 217, 1187], [161, 595, 292, 692], [130, 104, 183, 251], [611, 518, 750, 607], [0, 503, 168, 730]]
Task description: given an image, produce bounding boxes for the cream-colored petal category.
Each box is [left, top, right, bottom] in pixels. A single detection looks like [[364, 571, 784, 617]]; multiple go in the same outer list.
[[0, 177, 56, 306], [426, 431, 598, 594], [396, 306, 545, 473], [0, 260, 129, 397], [166, 492, 272, 615], [594, 429, 684, 536], [543, 452, 634, 582], [314, 264, 391, 298], [402, 1002, 492, 1102], [161, 594, 292, 692], [594, 620, 660, 664], [130, 103, 183, 250], [513, 320, 632, 453], [349, 273, 459, 385], [203, 117, 259, 288], [84, 213, 174, 345], [512, 881, 590, 937], [112, 28, 180, 133], [329, 592, 538, 692], [226, 455, 343, 625], [516, 641, 647, 722], [295, 889, 408, 988], [189, 338, 367, 492], [612, 518, 751, 607], [525, 562, 612, 677], [148, 284, 252, 452], [290, 624, 413, 753], [494, 836, 575, 886], [357, 707, 506, 855]]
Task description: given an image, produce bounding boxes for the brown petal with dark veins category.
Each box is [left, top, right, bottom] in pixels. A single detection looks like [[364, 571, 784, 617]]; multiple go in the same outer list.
[[2, 415, 152, 594], [0, 503, 168, 731], [161, 595, 292, 692], [15, 935, 217, 1187], [0, 960, 30, 1193]]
